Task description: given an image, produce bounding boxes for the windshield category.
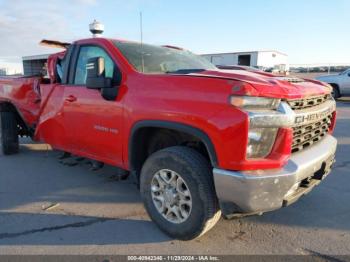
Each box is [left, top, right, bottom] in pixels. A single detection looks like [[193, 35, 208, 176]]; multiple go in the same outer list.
[[113, 41, 217, 74]]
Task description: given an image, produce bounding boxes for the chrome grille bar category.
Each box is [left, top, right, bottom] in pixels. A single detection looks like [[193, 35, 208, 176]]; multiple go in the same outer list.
[[292, 113, 333, 153], [287, 94, 331, 110]]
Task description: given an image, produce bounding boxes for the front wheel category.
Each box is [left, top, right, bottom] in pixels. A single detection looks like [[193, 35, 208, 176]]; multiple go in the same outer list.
[[140, 146, 221, 240]]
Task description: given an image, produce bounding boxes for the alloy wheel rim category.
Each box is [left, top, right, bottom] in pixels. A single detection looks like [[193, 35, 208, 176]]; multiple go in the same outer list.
[[151, 169, 192, 224]]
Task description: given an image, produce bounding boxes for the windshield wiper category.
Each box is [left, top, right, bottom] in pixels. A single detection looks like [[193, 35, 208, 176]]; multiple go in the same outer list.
[[165, 69, 206, 74]]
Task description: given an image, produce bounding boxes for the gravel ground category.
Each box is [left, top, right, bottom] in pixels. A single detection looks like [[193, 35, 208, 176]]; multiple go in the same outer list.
[[0, 98, 349, 256]]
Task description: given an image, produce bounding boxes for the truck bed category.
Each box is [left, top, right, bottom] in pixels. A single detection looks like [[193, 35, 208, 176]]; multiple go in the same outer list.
[[0, 76, 42, 128]]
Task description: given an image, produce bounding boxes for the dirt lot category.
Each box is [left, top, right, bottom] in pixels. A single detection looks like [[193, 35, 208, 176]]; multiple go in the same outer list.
[[0, 99, 349, 256]]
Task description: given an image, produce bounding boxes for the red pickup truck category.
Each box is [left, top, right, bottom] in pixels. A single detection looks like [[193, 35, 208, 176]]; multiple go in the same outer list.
[[0, 37, 337, 240]]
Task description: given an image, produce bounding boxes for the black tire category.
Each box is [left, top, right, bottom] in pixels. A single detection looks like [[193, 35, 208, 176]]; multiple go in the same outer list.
[[331, 84, 341, 99], [0, 112, 19, 155], [140, 146, 221, 240]]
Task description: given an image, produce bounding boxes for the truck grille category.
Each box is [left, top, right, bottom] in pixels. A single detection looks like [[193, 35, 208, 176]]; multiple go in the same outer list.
[[287, 94, 331, 110], [292, 113, 333, 153]]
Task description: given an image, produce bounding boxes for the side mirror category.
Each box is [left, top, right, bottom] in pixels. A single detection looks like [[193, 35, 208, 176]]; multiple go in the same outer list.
[[348, 72, 350, 77], [86, 57, 112, 89]]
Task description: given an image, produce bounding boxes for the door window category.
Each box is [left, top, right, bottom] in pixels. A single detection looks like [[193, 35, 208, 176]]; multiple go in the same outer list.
[[74, 46, 115, 85]]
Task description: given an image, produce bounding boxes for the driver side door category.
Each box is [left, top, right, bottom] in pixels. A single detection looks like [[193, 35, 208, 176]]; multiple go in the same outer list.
[[62, 45, 124, 166]]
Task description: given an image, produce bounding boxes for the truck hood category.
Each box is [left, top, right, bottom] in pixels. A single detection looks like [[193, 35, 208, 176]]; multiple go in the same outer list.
[[181, 69, 332, 99]]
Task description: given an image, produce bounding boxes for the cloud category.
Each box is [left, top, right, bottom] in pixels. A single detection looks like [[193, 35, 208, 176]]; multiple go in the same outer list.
[[0, 0, 96, 71], [75, 0, 97, 5]]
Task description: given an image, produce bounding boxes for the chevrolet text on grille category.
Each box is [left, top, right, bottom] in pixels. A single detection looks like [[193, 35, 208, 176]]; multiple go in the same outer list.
[[294, 108, 334, 125]]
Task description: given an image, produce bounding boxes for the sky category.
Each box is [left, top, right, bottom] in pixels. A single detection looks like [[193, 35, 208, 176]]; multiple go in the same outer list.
[[0, 0, 349, 73]]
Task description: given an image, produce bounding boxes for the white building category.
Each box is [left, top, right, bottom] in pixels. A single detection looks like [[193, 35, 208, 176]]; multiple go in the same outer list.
[[202, 50, 289, 72], [22, 54, 50, 76]]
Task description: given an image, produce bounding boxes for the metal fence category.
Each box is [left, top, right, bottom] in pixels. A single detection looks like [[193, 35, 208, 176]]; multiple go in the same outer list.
[[290, 63, 350, 74]]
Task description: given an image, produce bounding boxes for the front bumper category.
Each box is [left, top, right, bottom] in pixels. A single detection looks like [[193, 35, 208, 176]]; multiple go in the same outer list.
[[213, 135, 337, 217]]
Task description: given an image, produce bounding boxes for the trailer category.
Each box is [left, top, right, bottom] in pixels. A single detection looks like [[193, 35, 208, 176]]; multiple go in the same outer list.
[[202, 50, 289, 73]]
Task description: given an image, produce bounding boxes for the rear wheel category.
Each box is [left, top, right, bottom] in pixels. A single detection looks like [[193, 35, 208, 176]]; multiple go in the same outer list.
[[140, 146, 221, 240], [0, 112, 19, 155]]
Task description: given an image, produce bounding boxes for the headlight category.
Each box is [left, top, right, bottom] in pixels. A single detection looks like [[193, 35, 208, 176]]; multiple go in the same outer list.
[[229, 96, 280, 158], [230, 96, 280, 110], [247, 128, 278, 158]]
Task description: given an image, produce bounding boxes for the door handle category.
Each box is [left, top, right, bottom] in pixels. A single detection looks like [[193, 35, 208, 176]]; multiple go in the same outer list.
[[65, 95, 77, 102]]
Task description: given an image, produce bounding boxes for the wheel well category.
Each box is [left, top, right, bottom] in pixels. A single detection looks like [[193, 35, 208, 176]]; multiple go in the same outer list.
[[0, 102, 30, 136], [329, 83, 339, 90], [329, 83, 341, 96], [129, 122, 218, 181]]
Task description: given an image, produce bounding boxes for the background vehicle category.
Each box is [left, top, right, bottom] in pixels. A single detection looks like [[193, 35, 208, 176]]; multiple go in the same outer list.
[[316, 69, 350, 99], [0, 33, 337, 240]]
